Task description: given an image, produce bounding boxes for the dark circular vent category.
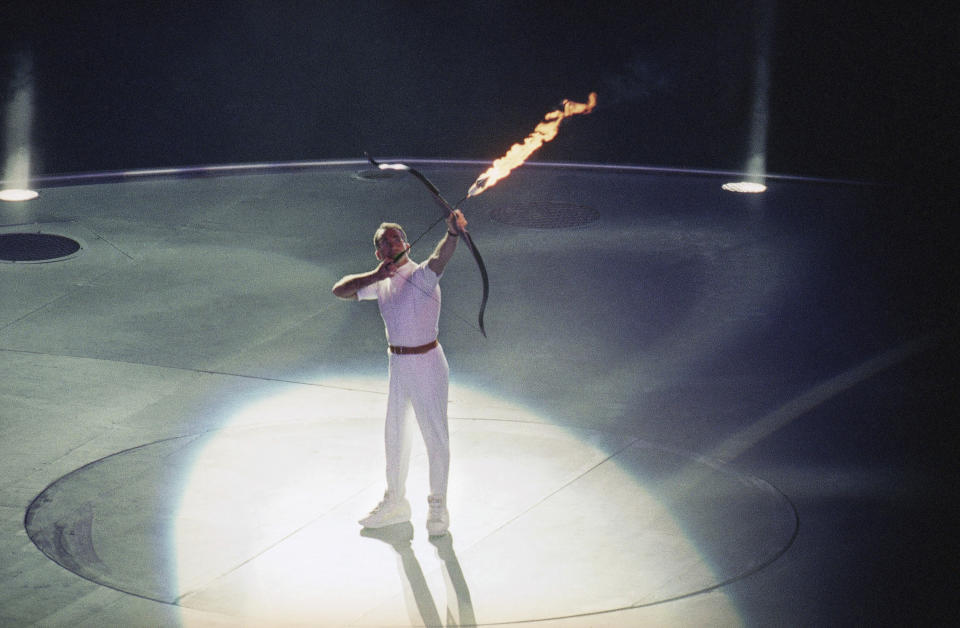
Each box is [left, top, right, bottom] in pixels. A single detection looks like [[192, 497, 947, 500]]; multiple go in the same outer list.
[[490, 201, 600, 229], [0, 233, 82, 262], [354, 168, 400, 180]]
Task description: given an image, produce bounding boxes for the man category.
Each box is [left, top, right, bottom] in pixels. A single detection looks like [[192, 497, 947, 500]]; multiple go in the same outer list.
[[332, 209, 467, 536]]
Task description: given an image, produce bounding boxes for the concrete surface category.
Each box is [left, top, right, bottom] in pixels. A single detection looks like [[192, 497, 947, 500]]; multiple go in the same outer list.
[[1, 160, 955, 626]]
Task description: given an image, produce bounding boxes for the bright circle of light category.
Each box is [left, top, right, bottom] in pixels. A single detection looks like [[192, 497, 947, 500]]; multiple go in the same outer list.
[[165, 377, 794, 626], [722, 181, 767, 193], [0, 188, 39, 201]]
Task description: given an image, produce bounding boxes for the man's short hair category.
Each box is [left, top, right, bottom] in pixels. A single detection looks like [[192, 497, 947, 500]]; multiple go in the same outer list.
[[374, 222, 407, 246]]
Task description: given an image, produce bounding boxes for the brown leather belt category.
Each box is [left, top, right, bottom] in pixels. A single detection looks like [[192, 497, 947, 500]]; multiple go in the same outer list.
[[389, 339, 439, 355]]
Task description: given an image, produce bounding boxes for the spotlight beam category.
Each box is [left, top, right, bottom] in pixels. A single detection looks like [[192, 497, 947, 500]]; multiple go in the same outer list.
[[2, 51, 38, 201]]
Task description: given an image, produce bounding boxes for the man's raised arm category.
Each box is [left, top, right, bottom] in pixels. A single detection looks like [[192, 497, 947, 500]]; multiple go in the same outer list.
[[427, 210, 467, 276]]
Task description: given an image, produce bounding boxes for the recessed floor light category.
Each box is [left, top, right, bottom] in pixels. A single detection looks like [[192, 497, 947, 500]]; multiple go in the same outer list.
[[0, 188, 39, 201], [722, 181, 767, 193]]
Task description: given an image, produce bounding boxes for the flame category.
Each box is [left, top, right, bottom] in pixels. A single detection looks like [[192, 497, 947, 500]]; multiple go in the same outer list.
[[466, 92, 597, 198]]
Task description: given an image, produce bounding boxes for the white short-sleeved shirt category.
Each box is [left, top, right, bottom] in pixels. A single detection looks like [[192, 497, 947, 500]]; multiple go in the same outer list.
[[357, 259, 442, 346]]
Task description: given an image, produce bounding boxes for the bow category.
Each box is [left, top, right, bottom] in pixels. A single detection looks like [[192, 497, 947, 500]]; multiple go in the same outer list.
[[366, 154, 489, 337]]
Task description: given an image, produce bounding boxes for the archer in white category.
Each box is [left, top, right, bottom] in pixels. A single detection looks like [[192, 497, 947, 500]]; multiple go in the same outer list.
[[332, 209, 468, 536]]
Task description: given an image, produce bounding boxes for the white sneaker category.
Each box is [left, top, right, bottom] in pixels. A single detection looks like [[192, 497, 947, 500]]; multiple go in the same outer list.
[[359, 495, 411, 529], [426, 495, 449, 536]]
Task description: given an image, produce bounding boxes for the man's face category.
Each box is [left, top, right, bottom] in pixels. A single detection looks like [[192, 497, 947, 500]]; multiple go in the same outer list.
[[375, 227, 408, 261]]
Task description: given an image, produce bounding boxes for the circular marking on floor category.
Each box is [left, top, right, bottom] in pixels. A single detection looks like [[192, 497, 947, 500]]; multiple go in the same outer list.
[[490, 201, 600, 229], [0, 232, 82, 262], [26, 418, 796, 626]]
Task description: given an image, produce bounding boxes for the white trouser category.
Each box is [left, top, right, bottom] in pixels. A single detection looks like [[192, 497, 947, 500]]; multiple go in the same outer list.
[[384, 344, 450, 500]]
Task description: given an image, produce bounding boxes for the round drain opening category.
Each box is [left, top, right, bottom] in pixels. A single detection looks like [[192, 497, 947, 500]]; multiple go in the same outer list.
[[491, 201, 600, 229], [0, 233, 82, 262]]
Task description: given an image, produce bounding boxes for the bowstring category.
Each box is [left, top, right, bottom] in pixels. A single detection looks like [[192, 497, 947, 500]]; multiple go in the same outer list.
[[385, 217, 484, 336], [364, 153, 482, 335], [404, 214, 447, 252]]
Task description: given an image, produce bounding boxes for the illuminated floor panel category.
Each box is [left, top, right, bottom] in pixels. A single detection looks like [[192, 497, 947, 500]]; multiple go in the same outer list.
[[26, 386, 795, 626]]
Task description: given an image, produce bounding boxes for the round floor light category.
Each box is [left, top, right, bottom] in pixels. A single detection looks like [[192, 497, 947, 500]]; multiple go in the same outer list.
[[0, 188, 40, 201], [722, 181, 767, 193]]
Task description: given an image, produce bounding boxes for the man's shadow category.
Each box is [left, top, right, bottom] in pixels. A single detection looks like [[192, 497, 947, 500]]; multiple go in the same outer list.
[[361, 523, 475, 627]]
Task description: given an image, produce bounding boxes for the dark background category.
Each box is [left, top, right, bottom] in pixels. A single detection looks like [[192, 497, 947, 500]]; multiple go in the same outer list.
[[1, 0, 956, 185]]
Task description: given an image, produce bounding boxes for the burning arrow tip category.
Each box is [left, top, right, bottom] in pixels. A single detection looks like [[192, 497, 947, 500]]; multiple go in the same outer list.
[[465, 92, 597, 199]]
